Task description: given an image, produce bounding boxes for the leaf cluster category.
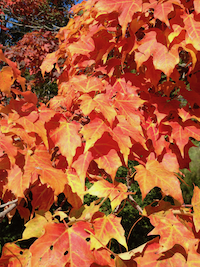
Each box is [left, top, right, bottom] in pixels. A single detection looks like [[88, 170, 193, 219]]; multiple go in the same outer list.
[[1, 0, 200, 266]]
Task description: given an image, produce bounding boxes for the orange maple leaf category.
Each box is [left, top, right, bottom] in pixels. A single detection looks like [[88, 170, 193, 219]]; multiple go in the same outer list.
[[90, 213, 128, 250], [134, 160, 183, 203], [48, 116, 81, 166], [87, 179, 129, 210], [191, 185, 200, 233], [149, 210, 194, 253], [96, 0, 142, 37]]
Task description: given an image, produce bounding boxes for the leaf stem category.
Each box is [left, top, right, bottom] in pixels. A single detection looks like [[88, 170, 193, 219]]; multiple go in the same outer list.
[[84, 228, 117, 258], [127, 216, 143, 242]]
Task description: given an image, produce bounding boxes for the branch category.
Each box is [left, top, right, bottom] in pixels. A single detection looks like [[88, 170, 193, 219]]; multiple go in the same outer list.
[[126, 168, 143, 214], [1, 11, 61, 31], [127, 196, 143, 214], [0, 199, 18, 208], [6, 20, 58, 31], [0, 199, 18, 223]]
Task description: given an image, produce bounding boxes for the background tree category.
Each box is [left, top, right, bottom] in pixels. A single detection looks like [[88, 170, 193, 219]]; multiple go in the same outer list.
[[0, 0, 76, 101], [0, 0, 75, 45]]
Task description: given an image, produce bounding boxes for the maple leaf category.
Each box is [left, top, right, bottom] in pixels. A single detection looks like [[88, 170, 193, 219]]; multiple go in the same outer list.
[[93, 93, 117, 126], [31, 182, 54, 214], [4, 165, 25, 198], [142, 116, 168, 156], [89, 133, 122, 181], [0, 155, 11, 173], [114, 89, 144, 112], [167, 9, 185, 43], [72, 150, 94, 188], [144, 57, 162, 88], [0, 66, 14, 96], [48, 116, 82, 166], [21, 211, 53, 240], [87, 179, 129, 210], [135, 237, 187, 267], [115, 114, 146, 146], [178, 107, 197, 123], [12, 89, 38, 105], [29, 222, 89, 267], [40, 51, 59, 77], [70, 75, 104, 93], [135, 30, 179, 76], [23, 145, 68, 195], [79, 94, 97, 115], [16, 115, 49, 149], [113, 92, 143, 131], [68, 35, 95, 57], [161, 150, 180, 173], [134, 160, 183, 203], [79, 93, 117, 125], [17, 206, 30, 224], [96, 0, 142, 38], [182, 13, 200, 51], [133, 239, 162, 266], [194, 0, 200, 14], [64, 183, 83, 209], [109, 77, 142, 96], [30, 221, 114, 266], [94, 149, 122, 182], [153, 43, 180, 77], [54, 83, 77, 110], [191, 185, 200, 233], [153, 0, 174, 27], [187, 242, 200, 267], [165, 120, 200, 157], [0, 49, 8, 62], [69, 201, 101, 222], [156, 80, 176, 97], [0, 132, 18, 165], [90, 213, 128, 250], [49, 95, 74, 111], [135, 31, 157, 69], [144, 199, 174, 217], [109, 122, 132, 164], [80, 117, 109, 152], [0, 49, 21, 79], [65, 169, 85, 201], [0, 243, 31, 267], [149, 210, 194, 253]]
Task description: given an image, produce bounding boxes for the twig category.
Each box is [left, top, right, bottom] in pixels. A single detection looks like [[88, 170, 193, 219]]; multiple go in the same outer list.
[[126, 169, 143, 214], [0, 199, 18, 208], [113, 199, 126, 215], [127, 196, 143, 214], [0, 199, 18, 223]]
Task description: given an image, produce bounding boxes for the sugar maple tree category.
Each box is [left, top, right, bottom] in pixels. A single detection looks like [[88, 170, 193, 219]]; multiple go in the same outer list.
[[1, 0, 75, 97], [1, 0, 200, 265]]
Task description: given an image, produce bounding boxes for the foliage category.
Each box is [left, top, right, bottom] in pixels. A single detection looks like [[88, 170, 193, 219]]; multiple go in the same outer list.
[[0, 0, 75, 44], [1, 0, 200, 266], [0, 0, 76, 100]]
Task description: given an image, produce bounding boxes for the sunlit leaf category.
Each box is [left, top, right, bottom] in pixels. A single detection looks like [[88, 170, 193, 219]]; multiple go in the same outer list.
[[149, 210, 194, 253], [90, 213, 128, 250], [87, 179, 129, 210], [192, 185, 200, 233], [134, 160, 183, 203]]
